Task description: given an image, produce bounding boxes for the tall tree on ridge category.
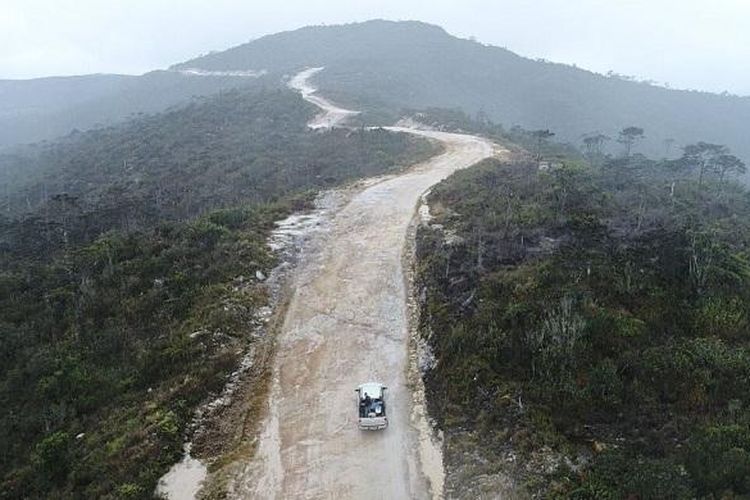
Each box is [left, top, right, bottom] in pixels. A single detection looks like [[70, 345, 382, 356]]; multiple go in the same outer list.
[[618, 126, 645, 157], [582, 133, 610, 166], [680, 142, 728, 187]]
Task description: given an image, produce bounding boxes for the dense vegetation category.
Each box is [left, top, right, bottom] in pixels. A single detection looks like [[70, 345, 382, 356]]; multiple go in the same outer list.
[[417, 138, 750, 497], [178, 20, 750, 162], [0, 88, 436, 498], [1, 88, 434, 235]]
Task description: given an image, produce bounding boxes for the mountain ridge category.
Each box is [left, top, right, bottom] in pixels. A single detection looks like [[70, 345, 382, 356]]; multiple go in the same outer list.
[[178, 19, 750, 161], [1, 19, 748, 161], [0, 70, 271, 148]]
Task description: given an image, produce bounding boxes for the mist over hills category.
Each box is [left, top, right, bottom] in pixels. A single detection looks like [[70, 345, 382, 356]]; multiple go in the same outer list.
[[1, 20, 748, 162], [179, 20, 750, 161], [0, 71, 269, 148]]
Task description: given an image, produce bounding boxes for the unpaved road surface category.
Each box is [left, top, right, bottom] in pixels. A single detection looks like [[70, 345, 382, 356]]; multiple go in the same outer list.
[[289, 68, 360, 129], [229, 70, 495, 499]]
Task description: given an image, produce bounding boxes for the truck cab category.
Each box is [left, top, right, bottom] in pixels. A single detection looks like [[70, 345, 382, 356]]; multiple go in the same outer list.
[[356, 382, 388, 430]]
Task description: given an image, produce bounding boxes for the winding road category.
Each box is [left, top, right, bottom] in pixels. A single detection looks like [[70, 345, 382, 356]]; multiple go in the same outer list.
[[229, 68, 497, 499]]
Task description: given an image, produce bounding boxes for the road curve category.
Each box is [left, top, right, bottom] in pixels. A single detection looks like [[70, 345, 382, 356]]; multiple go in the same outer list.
[[229, 69, 496, 499], [288, 68, 360, 129]]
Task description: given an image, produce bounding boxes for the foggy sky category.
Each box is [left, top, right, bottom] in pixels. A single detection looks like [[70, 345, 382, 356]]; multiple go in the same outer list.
[[2, 0, 749, 95]]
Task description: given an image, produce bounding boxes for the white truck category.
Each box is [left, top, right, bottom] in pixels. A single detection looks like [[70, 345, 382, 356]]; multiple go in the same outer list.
[[356, 382, 388, 430]]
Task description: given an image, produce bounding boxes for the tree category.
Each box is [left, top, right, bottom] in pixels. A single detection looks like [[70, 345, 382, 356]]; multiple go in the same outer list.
[[714, 154, 746, 184], [582, 133, 610, 166], [618, 126, 645, 157], [680, 142, 728, 187], [33, 431, 71, 485], [531, 129, 555, 160]]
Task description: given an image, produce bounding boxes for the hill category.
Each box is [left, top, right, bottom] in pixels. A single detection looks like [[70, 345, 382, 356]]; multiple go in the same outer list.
[[0, 71, 268, 148], [178, 20, 750, 161]]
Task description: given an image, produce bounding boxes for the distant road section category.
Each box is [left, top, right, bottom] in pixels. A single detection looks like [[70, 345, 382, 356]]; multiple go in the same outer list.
[[176, 68, 267, 77], [230, 68, 497, 499], [288, 67, 360, 129]]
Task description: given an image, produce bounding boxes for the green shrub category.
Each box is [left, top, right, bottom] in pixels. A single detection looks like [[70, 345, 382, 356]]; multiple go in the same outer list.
[[571, 450, 694, 499], [32, 431, 71, 485], [694, 295, 748, 341], [587, 358, 623, 407], [116, 483, 145, 498], [686, 424, 750, 495]]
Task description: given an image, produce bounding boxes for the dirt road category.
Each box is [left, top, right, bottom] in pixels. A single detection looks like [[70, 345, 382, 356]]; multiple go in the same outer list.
[[229, 70, 495, 499], [289, 68, 360, 129]]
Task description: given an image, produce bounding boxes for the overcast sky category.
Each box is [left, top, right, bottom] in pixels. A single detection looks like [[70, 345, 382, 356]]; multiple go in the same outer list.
[[2, 0, 749, 95]]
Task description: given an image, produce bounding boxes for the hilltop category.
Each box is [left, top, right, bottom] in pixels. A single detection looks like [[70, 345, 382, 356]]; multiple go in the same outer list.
[[180, 20, 750, 161], [3, 20, 748, 162]]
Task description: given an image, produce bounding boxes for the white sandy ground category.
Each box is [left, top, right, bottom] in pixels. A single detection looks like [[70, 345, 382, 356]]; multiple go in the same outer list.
[[223, 69, 499, 499], [156, 443, 207, 499]]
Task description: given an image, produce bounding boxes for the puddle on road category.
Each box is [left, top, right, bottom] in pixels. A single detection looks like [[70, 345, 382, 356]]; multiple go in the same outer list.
[[267, 189, 346, 264], [268, 213, 324, 252]]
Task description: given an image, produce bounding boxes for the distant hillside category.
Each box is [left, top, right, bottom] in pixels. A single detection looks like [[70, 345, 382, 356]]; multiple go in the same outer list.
[[178, 20, 750, 161], [0, 71, 269, 147]]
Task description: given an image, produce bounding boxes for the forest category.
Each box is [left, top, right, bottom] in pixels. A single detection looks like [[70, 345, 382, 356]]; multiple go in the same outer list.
[[4, 11, 750, 500], [416, 122, 750, 497], [0, 88, 436, 498]]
